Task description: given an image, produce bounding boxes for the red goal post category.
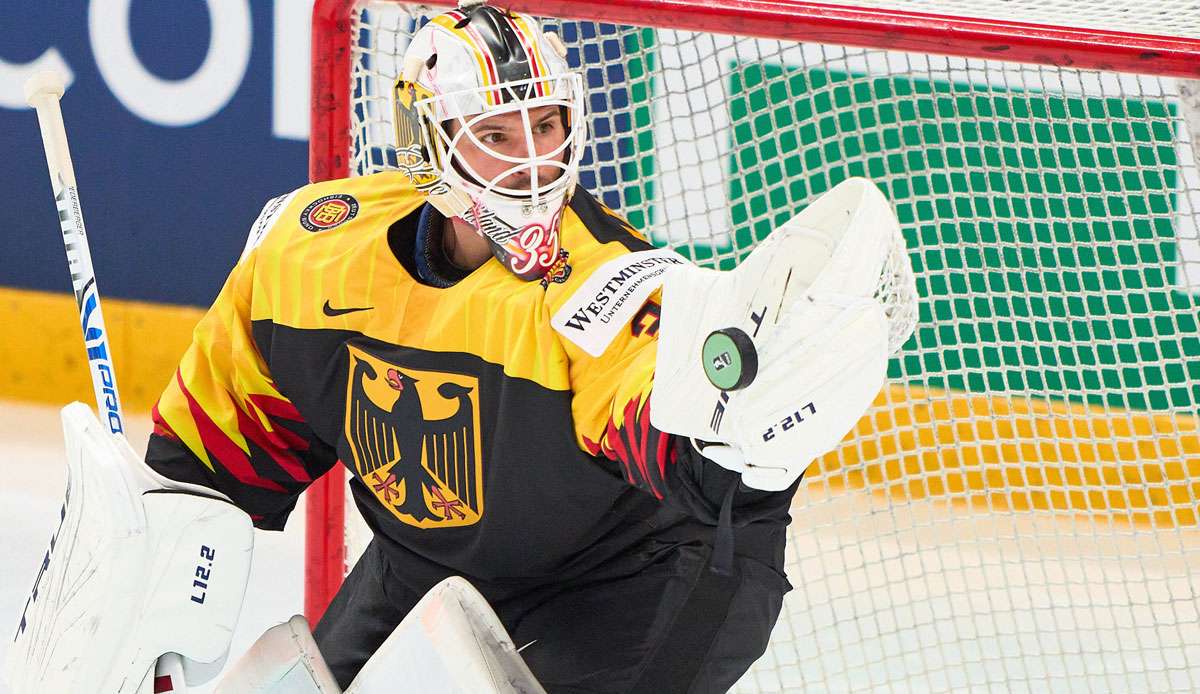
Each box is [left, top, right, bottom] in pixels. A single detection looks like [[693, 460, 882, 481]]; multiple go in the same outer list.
[[308, 1, 1200, 690]]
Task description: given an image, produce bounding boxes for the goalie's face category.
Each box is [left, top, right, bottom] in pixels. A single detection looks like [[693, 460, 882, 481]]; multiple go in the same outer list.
[[392, 5, 587, 281], [446, 105, 568, 195], [430, 95, 582, 282]]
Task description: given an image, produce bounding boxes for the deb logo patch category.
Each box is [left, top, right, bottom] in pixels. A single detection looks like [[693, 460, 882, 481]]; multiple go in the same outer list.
[[300, 194, 359, 232]]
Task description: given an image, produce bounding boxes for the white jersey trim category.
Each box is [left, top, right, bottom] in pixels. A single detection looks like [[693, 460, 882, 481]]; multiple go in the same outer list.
[[239, 190, 299, 262]]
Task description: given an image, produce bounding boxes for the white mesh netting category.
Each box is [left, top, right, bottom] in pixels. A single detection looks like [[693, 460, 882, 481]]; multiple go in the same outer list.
[[808, 0, 1200, 40], [338, 3, 1200, 691]]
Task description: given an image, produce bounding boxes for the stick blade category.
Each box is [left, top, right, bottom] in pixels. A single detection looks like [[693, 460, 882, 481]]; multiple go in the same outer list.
[[24, 70, 67, 106]]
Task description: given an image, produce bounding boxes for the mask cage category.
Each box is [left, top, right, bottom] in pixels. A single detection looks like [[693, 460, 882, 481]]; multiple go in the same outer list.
[[415, 72, 587, 208]]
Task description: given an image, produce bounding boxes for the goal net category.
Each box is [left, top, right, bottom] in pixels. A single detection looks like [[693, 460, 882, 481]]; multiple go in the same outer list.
[[309, 1, 1200, 690]]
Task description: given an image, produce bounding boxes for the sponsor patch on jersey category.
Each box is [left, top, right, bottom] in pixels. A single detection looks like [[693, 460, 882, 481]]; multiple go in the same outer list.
[[551, 249, 689, 356], [300, 194, 359, 232], [240, 190, 298, 261], [344, 345, 484, 530]]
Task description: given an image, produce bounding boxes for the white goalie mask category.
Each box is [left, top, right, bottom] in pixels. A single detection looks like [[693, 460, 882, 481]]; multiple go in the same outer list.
[[393, 4, 586, 282]]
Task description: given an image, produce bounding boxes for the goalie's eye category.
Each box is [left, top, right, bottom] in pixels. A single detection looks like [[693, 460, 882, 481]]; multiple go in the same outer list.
[[479, 131, 507, 146]]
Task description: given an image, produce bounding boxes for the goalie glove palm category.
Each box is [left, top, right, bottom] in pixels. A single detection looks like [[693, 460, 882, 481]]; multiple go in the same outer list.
[[650, 178, 916, 491]]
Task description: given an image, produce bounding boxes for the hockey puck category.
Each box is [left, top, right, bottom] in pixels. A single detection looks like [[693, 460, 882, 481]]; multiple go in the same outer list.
[[702, 327, 758, 391]]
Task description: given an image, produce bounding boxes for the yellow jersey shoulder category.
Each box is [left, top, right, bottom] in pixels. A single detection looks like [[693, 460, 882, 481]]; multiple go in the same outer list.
[[239, 172, 424, 325], [243, 172, 422, 262]]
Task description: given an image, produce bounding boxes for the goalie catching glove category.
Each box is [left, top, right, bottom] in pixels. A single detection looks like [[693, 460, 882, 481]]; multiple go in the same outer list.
[[651, 177, 917, 491]]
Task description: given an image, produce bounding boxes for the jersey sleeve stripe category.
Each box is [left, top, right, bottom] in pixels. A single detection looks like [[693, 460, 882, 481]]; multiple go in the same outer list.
[[248, 391, 304, 422], [586, 395, 667, 500], [233, 404, 312, 484], [175, 371, 288, 493]]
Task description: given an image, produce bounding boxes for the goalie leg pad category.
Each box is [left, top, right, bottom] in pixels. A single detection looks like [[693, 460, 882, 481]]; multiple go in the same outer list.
[[345, 577, 545, 694], [214, 615, 341, 694], [215, 577, 544, 694], [4, 402, 254, 694]]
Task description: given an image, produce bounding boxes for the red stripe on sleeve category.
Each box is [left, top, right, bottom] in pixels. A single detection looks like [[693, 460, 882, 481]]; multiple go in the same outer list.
[[623, 398, 659, 497], [247, 394, 311, 451], [249, 392, 304, 422], [175, 371, 287, 493], [234, 406, 312, 483], [150, 402, 181, 441]]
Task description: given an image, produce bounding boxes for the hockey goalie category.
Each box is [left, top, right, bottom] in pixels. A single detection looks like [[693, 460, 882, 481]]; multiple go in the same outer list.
[[5, 3, 915, 692]]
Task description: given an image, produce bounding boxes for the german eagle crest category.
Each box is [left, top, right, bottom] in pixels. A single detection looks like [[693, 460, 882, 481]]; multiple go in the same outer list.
[[344, 346, 483, 529]]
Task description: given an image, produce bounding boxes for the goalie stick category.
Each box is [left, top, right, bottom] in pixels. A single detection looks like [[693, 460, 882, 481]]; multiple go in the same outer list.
[[22, 70, 188, 694], [23, 70, 125, 436]]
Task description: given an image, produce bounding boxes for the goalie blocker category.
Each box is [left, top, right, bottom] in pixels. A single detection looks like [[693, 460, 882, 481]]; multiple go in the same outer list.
[[4, 403, 254, 693]]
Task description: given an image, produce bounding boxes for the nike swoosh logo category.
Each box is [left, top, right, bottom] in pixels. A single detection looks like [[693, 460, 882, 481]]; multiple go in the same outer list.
[[323, 300, 372, 317]]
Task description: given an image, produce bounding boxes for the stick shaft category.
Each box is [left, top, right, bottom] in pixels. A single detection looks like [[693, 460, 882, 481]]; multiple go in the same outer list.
[[27, 89, 125, 436]]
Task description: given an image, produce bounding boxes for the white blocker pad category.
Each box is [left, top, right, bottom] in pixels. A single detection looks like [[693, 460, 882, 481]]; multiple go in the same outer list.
[[4, 402, 254, 693], [346, 576, 545, 694], [652, 178, 916, 490]]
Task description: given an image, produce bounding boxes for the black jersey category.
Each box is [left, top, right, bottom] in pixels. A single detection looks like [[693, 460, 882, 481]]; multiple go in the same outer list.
[[146, 172, 792, 601]]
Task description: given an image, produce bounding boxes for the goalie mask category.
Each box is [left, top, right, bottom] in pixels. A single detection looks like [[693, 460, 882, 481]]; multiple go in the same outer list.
[[393, 4, 586, 282]]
